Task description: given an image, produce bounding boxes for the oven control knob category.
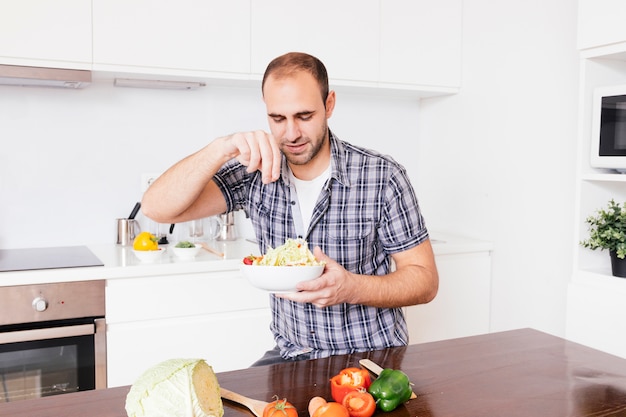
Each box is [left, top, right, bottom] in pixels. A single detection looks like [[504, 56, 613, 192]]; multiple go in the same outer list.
[[32, 296, 48, 312]]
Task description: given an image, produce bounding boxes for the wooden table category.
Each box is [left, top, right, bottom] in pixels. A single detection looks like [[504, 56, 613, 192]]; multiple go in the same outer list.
[[2, 328, 626, 417]]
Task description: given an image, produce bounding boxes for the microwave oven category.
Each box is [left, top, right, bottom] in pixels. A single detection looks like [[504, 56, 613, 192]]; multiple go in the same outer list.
[[591, 84, 626, 173]]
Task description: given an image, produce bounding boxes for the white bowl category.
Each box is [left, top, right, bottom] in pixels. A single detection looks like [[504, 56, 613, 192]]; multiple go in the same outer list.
[[132, 248, 164, 263], [171, 243, 201, 260], [240, 264, 325, 293]]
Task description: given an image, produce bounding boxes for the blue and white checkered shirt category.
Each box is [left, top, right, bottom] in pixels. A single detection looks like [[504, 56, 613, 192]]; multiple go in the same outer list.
[[214, 131, 429, 359]]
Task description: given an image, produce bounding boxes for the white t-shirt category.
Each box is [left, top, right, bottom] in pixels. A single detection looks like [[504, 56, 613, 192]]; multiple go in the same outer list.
[[289, 165, 331, 233]]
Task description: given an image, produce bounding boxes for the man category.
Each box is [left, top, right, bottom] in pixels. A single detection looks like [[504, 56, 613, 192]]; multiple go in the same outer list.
[[141, 52, 438, 364]]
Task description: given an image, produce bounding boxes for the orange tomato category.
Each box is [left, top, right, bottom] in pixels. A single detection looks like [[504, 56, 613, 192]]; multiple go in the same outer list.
[[342, 391, 376, 417], [263, 397, 298, 417], [312, 401, 350, 417]]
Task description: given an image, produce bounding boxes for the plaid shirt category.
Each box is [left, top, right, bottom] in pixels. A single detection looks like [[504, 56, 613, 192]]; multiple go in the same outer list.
[[214, 131, 429, 359]]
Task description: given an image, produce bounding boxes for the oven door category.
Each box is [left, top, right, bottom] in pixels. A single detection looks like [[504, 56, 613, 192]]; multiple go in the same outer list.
[[0, 317, 106, 402]]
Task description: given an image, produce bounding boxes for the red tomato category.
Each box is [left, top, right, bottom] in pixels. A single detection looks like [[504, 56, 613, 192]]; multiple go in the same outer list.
[[330, 367, 372, 403], [342, 391, 376, 417], [312, 402, 350, 417], [243, 255, 261, 265], [263, 398, 298, 417]]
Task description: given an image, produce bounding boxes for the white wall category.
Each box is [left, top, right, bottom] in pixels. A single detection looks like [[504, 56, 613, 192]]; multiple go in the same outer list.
[[417, 0, 579, 337], [0, 77, 420, 249]]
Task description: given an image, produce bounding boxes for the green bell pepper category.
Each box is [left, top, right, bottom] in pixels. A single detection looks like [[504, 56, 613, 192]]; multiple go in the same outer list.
[[367, 368, 413, 412]]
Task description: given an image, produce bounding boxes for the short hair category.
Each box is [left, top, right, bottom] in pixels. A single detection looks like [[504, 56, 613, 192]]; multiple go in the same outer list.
[[262, 52, 329, 103]]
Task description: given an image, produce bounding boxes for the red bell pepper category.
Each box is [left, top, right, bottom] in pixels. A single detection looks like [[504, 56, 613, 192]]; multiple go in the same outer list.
[[330, 367, 372, 403]]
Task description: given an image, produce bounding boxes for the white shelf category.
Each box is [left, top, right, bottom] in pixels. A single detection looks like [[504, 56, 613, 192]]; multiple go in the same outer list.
[[581, 173, 626, 181], [569, 3, 626, 357], [574, 268, 626, 291]]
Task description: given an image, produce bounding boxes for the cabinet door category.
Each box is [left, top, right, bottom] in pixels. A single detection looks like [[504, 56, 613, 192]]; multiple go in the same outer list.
[[106, 271, 270, 324], [578, 0, 626, 51], [93, 0, 250, 74], [566, 276, 626, 359], [404, 252, 491, 344], [379, 0, 462, 89], [107, 309, 274, 387], [250, 0, 379, 82], [0, 0, 91, 68]]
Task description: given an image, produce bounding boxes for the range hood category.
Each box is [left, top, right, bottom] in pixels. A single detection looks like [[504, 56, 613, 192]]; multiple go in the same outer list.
[[0, 64, 91, 88]]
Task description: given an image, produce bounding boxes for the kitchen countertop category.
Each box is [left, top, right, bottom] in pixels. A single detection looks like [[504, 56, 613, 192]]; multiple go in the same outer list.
[[0, 328, 624, 417], [0, 232, 492, 287]]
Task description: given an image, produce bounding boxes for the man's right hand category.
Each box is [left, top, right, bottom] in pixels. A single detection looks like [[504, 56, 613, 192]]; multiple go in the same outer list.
[[220, 130, 282, 184]]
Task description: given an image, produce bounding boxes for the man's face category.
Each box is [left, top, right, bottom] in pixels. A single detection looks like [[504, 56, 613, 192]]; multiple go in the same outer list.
[[263, 71, 334, 175]]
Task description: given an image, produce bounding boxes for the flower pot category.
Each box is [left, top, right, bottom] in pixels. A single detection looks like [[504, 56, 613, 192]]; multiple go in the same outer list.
[[610, 250, 626, 278]]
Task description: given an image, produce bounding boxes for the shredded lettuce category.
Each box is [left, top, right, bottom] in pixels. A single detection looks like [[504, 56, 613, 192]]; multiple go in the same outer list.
[[255, 238, 324, 266]]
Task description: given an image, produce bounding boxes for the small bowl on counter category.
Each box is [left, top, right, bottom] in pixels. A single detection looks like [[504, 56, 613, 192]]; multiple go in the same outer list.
[[132, 248, 164, 263], [171, 242, 202, 260]]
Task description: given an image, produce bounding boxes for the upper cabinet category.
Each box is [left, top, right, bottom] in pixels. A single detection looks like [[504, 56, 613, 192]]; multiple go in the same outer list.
[[380, 0, 462, 91], [250, 0, 462, 96], [250, 0, 380, 83], [92, 0, 251, 77], [0, 0, 92, 69], [2, 0, 463, 96], [578, 0, 626, 51]]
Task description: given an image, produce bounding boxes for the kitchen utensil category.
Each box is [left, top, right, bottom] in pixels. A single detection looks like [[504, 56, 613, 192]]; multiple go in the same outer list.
[[199, 242, 224, 258], [116, 218, 140, 246], [359, 359, 417, 399], [128, 202, 141, 219], [220, 387, 268, 417], [216, 212, 237, 241], [185, 217, 221, 242]]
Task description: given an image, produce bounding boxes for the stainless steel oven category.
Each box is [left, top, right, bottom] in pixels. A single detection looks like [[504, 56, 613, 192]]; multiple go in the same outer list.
[[0, 280, 105, 402]]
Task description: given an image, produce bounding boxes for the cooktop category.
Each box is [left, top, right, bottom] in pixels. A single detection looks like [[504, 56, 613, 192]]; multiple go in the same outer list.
[[0, 246, 104, 272]]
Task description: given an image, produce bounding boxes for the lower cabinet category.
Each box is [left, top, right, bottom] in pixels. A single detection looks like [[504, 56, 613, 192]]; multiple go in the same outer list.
[[405, 250, 492, 344], [105, 241, 493, 387], [105, 270, 274, 388], [106, 309, 273, 387], [566, 273, 626, 359]]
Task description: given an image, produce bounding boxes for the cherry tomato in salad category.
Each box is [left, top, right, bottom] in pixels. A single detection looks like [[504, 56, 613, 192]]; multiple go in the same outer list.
[[242, 255, 262, 265], [342, 391, 376, 417]]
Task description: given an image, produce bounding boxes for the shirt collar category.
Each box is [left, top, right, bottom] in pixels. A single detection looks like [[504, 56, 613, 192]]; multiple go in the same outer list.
[[279, 129, 350, 188]]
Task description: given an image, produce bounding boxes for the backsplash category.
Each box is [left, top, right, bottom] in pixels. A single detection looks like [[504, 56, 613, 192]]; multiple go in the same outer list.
[[0, 78, 421, 249]]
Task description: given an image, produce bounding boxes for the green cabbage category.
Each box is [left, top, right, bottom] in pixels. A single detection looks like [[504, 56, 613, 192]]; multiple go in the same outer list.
[[125, 358, 224, 417]]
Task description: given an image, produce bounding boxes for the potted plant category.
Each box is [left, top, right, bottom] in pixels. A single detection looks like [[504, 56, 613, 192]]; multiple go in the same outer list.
[[580, 199, 626, 277]]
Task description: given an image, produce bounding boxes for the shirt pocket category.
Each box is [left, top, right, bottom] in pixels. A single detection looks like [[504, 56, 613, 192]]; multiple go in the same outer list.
[[326, 220, 376, 272]]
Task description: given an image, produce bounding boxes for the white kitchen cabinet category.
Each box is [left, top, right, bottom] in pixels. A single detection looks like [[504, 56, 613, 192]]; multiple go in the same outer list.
[[107, 310, 273, 387], [250, 0, 461, 95], [578, 0, 626, 52], [405, 249, 491, 344], [105, 270, 274, 387], [91, 0, 461, 96], [250, 0, 380, 83], [379, 0, 462, 90], [0, 0, 91, 69], [567, 272, 626, 359], [566, 3, 626, 359], [92, 0, 250, 76]]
